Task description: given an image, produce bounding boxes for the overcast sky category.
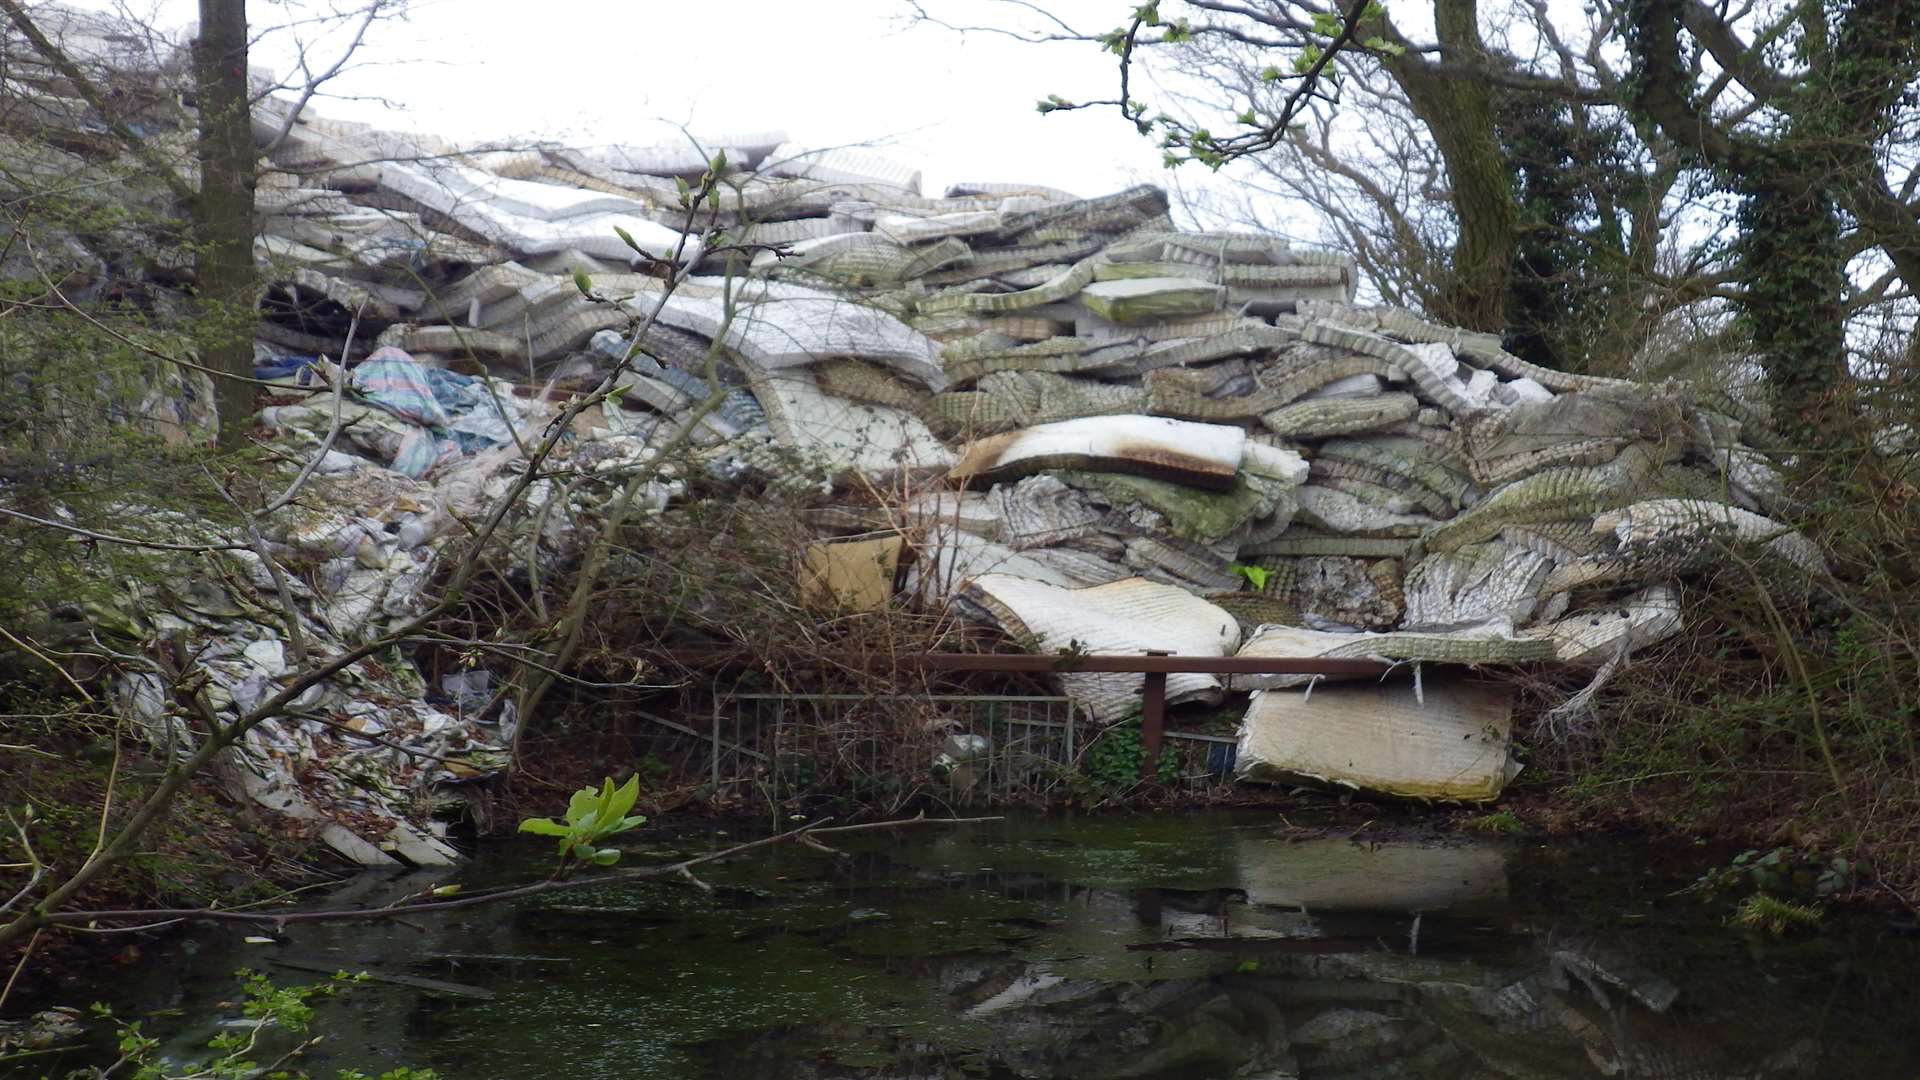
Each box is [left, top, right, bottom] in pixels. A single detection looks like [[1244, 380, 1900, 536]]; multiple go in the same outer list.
[[69, 0, 1182, 199]]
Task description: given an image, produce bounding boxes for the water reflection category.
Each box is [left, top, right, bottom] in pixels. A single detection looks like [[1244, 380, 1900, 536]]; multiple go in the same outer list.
[[693, 835, 1816, 1079], [45, 814, 1920, 1079]]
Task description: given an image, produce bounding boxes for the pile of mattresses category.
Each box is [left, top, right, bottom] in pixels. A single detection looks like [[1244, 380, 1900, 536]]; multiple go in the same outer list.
[[237, 92, 1815, 803], [3, 3, 1818, 826]]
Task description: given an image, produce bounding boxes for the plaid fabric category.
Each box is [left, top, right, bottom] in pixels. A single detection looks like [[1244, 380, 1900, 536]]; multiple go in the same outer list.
[[352, 347, 461, 477], [353, 347, 451, 427]]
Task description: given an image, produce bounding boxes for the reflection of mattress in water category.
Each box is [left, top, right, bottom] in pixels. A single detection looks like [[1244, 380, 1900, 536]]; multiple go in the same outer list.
[[1234, 836, 1509, 913]]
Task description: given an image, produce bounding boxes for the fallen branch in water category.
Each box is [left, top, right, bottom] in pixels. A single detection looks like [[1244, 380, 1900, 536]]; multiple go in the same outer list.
[[35, 813, 1001, 931]]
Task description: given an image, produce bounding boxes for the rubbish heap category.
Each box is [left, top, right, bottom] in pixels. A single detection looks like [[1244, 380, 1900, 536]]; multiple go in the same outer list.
[[6, 6, 1820, 860], [239, 95, 1811, 808]]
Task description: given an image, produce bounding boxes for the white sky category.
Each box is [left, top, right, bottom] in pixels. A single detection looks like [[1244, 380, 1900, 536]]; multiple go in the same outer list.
[[72, 0, 1181, 199]]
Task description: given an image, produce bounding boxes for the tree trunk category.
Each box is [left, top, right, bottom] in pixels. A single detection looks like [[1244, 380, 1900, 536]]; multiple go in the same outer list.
[[1628, 0, 1920, 429], [192, 0, 257, 446], [1381, 0, 1517, 334], [1733, 183, 1847, 434]]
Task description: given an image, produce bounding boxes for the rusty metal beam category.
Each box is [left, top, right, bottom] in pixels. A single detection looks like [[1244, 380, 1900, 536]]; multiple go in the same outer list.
[[658, 651, 1392, 677], [1141, 650, 1168, 779]]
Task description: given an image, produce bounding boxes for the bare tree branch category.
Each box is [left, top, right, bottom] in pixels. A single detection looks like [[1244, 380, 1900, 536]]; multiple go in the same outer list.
[[0, 0, 196, 203], [36, 814, 1003, 929], [258, 0, 391, 155]]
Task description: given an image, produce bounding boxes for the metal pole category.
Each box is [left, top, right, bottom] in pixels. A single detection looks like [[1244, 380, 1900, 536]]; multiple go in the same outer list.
[[1141, 650, 1168, 780]]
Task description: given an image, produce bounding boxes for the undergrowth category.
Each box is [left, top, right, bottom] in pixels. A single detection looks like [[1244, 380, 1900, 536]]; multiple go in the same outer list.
[[0, 694, 316, 916], [1732, 894, 1825, 935], [1524, 374, 1920, 898], [444, 461, 1046, 819]]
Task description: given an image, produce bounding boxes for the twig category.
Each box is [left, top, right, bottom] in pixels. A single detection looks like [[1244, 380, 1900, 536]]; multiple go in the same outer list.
[[800, 834, 849, 859], [88, 736, 121, 863], [0, 624, 94, 702], [0, 865, 44, 922], [262, 301, 363, 516], [38, 814, 1000, 928], [0, 1, 196, 202], [632, 708, 767, 762], [0, 506, 252, 552], [254, 1035, 324, 1077], [210, 468, 310, 668], [0, 929, 39, 1010], [259, 0, 386, 155], [0, 814, 44, 919], [55, 918, 184, 935], [291, 711, 481, 766], [506, 179, 741, 761], [23, 233, 314, 391]]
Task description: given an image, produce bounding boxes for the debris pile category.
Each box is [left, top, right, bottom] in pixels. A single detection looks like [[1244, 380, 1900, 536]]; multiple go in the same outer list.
[[5, 5, 1821, 857], [238, 95, 1809, 804]]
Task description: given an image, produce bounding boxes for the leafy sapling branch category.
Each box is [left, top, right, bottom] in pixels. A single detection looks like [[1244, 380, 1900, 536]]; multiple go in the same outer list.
[[1031, 0, 1392, 169], [517, 775, 648, 871]]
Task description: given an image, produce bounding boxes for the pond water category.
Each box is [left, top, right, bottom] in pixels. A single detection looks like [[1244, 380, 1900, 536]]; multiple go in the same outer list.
[[27, 811, 1920, 1078]]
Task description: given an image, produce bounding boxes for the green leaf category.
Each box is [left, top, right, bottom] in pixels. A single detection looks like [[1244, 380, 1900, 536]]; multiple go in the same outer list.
[[571, 268, 593, 297], [1260, 65, 1284, 82], [1311, 11, 1341, 35], [597, 774, 640, 830], [709, 149, 728, 175], [613, 225, 643, 256], [563, 785, 599, 826], [517, 818, 570, 837], [586, 778, 615, 830], [591, 848, 621, 866], [1229, 563, 1271, 591]]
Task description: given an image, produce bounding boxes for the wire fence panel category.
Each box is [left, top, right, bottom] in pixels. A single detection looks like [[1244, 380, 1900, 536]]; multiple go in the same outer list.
[[627, 692, 1238, 808], [706, 693, 1095, 807]]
